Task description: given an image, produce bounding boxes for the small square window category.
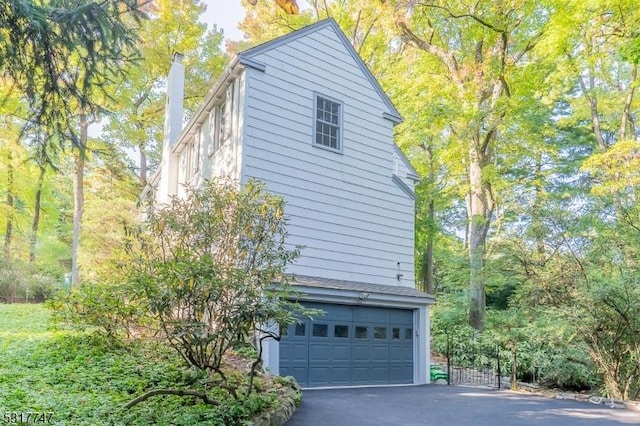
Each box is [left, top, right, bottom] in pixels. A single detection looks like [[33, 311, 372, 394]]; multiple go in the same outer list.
[[392, 328, 400, 340], [295, 324, 305, 336], [405, 328, 413, 340], [355, 326, 368, 339], [334, 325, 349, 338], [313, 324, 328, 337], [374, 327, 387, 340]]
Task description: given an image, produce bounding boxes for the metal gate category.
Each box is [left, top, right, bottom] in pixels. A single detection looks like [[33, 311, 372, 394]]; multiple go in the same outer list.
[[444, 332, 505, 388]]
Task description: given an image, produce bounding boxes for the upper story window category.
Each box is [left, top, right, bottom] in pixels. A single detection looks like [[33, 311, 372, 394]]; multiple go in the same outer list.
[[209, 81, 234, 157], [190, 129, 200, 176], [314, 93, 342, 152], [220, 83, 233, 142]]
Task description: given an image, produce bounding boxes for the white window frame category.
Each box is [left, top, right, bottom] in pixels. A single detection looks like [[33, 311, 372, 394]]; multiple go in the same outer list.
[[220, 82, 233, 143], [191, 128, 201, 176], [312, 92, 343, 153], [207, 108, 219, 157]]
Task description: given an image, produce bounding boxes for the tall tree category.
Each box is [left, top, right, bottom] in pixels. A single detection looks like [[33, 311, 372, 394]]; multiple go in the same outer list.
[[26, 133, 60, 263], [392, 0, 548, 330], [0, 0, 145, 146]]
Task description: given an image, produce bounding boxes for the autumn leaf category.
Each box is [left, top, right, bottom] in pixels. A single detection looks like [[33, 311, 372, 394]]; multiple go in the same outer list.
[[246, 0, 298, 14], [275, 0, 299, 14]]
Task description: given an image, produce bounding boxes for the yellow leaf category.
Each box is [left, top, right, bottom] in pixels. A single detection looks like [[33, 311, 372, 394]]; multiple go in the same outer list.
[[275, 0, 299, 14]]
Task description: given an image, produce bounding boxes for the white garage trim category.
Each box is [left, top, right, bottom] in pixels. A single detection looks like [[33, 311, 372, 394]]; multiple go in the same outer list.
[[263, 280, 433, 387]]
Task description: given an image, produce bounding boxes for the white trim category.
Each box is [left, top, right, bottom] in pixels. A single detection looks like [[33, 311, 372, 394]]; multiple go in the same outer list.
[[312, 92, 344, 154], [392, 174, 416, 200], [383, 112, 403, 125], [264, 290, 432, 387], [393, 144, 420, 181], [238, 56, 266, 72], [292, 284, 434, 307]]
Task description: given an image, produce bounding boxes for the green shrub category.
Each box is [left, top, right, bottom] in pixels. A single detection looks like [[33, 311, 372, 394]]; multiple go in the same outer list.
[[48, 280, 148, 339], [0, 259, 57, 303], [1, 304, 297, 426]]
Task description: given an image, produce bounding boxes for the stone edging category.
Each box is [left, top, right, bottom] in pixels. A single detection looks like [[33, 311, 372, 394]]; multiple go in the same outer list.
[[514, 383, 639, 411], [253, 381, 302, 426]]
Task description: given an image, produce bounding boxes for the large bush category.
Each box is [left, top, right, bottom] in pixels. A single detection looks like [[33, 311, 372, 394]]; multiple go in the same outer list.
[[51, 178, 315, 406]]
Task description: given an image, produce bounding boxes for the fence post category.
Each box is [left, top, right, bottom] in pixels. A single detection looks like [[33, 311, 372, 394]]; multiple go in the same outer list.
[[446, 333, 451, 386], [511, 348, 518, 390], [496, 345, 501, 389]]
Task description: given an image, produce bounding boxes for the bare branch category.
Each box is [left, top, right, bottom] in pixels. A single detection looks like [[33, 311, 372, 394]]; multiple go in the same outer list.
[[124, 389, 219, 409], [417, 2, 505, 33]]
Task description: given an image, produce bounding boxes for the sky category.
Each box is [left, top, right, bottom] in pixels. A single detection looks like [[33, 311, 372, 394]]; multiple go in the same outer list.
[[201, 1, 312, 43], [202, 0, 247, 42]]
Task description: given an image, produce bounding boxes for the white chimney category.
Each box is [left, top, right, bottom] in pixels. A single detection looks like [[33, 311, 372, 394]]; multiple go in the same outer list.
[[158, 53, 185, 203], [164, 52, 185, 147]]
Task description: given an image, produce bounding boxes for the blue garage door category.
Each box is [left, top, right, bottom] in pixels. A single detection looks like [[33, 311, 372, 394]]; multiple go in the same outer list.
[[280, 302, 414, 387]]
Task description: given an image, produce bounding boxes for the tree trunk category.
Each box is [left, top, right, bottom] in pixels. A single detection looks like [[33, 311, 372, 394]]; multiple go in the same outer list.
[[29, 163, 46, 263], [532, 157, 545, 257], [4, 149, 14, 259], [421, 142, 436, 295], [71, 116, 88, 287], [511, 348, 518, 390], [423, 198, 435, 294], [139, 144, 148, 187], [468, 147, 487, 331]]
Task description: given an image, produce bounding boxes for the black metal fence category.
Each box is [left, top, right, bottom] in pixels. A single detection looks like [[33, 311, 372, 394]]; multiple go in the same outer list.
[[444, 332, 506, 389]]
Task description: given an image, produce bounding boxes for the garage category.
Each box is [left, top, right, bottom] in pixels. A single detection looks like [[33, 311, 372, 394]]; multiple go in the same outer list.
[[279, 302, 414, 387]]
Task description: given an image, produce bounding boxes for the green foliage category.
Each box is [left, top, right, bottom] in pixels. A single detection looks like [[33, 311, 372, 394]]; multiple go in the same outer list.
[[0, 0, 142, 143], [0, 259, 57, 303], [0, 0, 144, 145], [1, 304, 293, 425], [125, 179, 307, 390], [574, 255, 640, 399], [48, 280, 146, 339], [51, 179, 314, 403]]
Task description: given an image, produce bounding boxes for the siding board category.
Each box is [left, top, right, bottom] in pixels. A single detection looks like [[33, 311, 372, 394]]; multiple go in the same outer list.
[[241, 26, 415, 286]]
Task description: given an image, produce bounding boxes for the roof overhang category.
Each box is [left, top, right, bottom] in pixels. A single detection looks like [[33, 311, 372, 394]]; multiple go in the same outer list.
[[288, 275, 435, 308]]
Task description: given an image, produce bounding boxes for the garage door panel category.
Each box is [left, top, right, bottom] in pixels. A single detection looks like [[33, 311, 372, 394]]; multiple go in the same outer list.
[[309, 303, 353, 321], [351, 344, 372, 362], [308, 366, 330, 386], [309, 343, 331, 362], [354, 306, 390, 323], [390, 345, 412, 359], [351, 366, 373, 384], [309, 368, 350, 387], [370, 345, 389, 361], [281, 342, 309, 362], [389, 365, 413, 383], [331, 344, 351, 361], [389, 308, 413, 324], [281, 366, 308, 384], [280, 302, 414, 387]]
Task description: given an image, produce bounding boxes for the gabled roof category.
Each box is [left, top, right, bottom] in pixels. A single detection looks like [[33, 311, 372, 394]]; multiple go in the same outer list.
[[238, 18, 403, 124]]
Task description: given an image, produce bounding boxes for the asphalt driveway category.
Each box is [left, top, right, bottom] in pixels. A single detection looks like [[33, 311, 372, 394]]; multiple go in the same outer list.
[[285, 385, 640, 426]]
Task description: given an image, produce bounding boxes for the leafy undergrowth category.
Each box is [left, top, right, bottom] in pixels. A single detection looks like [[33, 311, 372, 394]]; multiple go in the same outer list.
[[0, 304, 299, 425]]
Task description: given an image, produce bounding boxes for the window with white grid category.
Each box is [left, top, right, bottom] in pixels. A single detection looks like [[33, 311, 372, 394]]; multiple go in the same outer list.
[[314, 94, 342, 152]]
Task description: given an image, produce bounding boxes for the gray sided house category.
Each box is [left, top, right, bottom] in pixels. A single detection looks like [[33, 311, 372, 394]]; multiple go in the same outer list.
[[148, 18, 435, 387]]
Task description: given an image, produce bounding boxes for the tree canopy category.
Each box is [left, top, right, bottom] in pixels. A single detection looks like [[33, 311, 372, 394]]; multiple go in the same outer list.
[[0, 0, 145, 144]]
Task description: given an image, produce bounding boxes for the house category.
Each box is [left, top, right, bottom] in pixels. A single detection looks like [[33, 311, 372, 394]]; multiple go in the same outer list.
[[148, 18, 435, 387]]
